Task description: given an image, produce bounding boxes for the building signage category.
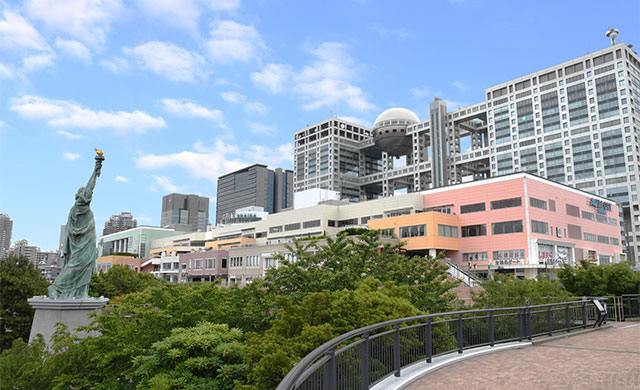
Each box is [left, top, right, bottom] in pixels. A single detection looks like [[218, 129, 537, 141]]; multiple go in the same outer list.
[[588, 198, 611, 214]]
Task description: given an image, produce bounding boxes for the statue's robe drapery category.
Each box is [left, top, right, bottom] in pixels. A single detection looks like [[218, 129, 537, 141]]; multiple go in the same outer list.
[[48, 187, 97, 299]]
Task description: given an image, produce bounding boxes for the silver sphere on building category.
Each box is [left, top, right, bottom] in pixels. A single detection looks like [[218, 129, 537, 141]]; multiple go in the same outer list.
[[372, 107, 420, 156]]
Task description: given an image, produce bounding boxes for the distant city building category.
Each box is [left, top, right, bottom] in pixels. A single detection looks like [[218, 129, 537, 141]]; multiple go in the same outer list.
[[38, 251, 61, 279], [58, 224, 66, 253], [0, 214, 12, 259], [11, 239, 40, 266], [161, 193, 209, 232], [293, 41, 640, 263], [98, 226, 182, 258], [216, 164, 293, 224], [218, 206, 269, 225], [103, 211, 138, 235]]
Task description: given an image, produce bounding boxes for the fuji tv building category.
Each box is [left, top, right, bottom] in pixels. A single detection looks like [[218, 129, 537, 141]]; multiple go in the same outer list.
[[293, 36, 640, 264]]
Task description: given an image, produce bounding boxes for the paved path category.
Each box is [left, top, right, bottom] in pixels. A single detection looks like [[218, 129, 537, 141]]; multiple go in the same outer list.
[[405, 322, 640, 390]]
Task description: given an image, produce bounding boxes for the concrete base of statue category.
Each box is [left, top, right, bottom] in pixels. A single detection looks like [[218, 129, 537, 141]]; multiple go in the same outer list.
[[28, 296, 109, 345]]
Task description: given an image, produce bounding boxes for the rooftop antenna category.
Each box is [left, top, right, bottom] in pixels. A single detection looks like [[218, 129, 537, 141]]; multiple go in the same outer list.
[[605, 27, 619, 46]]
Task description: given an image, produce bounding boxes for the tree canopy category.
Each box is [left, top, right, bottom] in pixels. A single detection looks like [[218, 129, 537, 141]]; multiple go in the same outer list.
[[472, 274, 572, 308], [89, 264, 161, 299], [0, 255, 49, 350], [558, 261, 640, 296]]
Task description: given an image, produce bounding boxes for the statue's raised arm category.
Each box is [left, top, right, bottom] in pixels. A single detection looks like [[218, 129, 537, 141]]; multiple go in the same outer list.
[[48, 149, 104, 299]]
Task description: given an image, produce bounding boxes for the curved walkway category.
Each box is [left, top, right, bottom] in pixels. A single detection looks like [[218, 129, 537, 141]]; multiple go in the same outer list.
[[405, 322, 640, 390]]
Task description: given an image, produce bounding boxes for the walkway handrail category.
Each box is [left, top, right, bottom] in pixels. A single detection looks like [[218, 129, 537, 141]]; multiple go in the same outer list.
[[277, 299, 596, 390]]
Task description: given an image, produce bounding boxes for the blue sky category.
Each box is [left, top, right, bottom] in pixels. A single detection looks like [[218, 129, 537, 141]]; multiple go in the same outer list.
[[1, 0, 639, 251]]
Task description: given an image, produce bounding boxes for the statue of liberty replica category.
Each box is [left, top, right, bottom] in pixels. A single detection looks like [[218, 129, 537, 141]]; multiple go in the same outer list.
[[49, 149, 105, 299], [29, 149, 108, 344]]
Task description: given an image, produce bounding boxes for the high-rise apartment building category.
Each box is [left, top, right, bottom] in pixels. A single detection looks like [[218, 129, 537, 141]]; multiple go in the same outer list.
[[11, 239, 40, 265], [103, 211, 138, 235], [216, 164, 293, 224], [0, 214, 12, 259], [161, 193, 209, 232], [294, 40, 640, 263]]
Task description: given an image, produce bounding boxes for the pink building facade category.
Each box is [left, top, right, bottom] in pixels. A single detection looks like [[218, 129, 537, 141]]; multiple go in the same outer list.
[[423, 173, 624, 279], [178, 250, 229, 283]]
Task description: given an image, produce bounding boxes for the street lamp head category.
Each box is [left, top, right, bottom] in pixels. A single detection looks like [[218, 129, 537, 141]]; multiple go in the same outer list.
[[605, 27, 619, 46]]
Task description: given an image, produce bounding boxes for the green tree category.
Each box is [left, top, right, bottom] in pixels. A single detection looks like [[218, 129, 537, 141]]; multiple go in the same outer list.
[[0, 336, 53, 390], [0, 255, 49, 350], [558, 261, 640, 296], [260, 230, 459, 312], [243, 278, 422, 390], [132, 323, 246, 390], [89, 264, 161, 299], [473, 274, 572, 308]]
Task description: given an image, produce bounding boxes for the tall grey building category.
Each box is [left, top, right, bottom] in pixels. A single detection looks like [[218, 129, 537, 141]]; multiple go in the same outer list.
[[294, 39, 640, 263], [0, 214, 12, 259], [216, 164, 293, 224], [161, 193, 209, 232], [11, 239, 40, 266], [103, 211, 137, 235]]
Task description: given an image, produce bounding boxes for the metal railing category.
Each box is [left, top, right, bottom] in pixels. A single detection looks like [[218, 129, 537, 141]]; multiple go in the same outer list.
[[582, 294, 640, 321], [442, 258, 481, 287], [277, 300, 599, 390]]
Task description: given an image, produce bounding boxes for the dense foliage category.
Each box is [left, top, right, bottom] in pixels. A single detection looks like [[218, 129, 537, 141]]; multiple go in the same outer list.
[[0, 255, 49, 350], [472, 274, 572, 308], [0, 231, 462, 389], [89, 264, 161, 298], [558, 260, 640, 296]]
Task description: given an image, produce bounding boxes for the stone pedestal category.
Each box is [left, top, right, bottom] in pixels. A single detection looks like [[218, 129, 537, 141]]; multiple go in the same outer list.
[[28, 296, 109, 345]]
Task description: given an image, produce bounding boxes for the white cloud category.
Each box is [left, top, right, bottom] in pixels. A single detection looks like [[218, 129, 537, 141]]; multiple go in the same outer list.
[[370, 26, 412, 39], [161, 98, 224, 125], [411, 86, 430, 98], [247, 121, 276, 134], [134, 0, 200, 30], [25, 0, 123, 45], [251, 63, 291, 93], [0, 9, 49, 51], [22, 51, 56, 72], [252, 43, 375, 113], [220, 91, 245, 103], [452, 81, 465, 90], [10, 95, 166, 132], [125, 41, 207, 83], [99, 56, 129, 73], [56, 130, 83, 139], [136, 139, 292, 184], [150, 175, 180, 192], [114, 175, 130, 184], [54, 38, 92, 63], [243, 101, 267, 115], [63, 152, 81, 161], [0, 62, 13, 78], [0, 120, 4, 127], [206, 0, 241, 11], [204, 20, 265, 63]]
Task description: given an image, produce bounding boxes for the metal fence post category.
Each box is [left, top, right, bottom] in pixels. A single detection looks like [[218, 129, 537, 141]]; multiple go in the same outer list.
[[425, 319, 432, 363], [547, 306, 553, 336], [582, 302, 587, 329], [324, 348, 336, 390], [393, 324, 401, 377], [517, 309, 523, 342], [565, 304, 571, 332], [360, 333, 369, 390], [527, 309, 532, 341], [489, 311, 495, 347], [457, 314, 464, 353]]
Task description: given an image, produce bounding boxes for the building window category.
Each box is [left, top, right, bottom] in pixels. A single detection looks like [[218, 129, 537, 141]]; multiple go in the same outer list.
[[461, 224, 487, 237], [595, 214, 607, 224], [205, 258, 215, 269], [438, 224, 458, 238], [529, 197, 547, 210], [567, 224, 582, 239], [378, 228, 395, 238], [230, 257, 243, 268], [399, 224, 426, 238], [194, 259, 203, 270], [462, 252, 488, 262], [269, 226, 283, 233], [246, 255, 260, 268], [581, 210, 595, 221], [549, 199, 556, 211], [584, 233, 597, 242], [492, 220, 524, 235], [460, 202, 486, 214], [303, 219, 321, 229], [531, 220, 549, 234], [284, 222, 301, 231], [490, 197, 522, 210], [597, 235, 609, 244], [566, 204, 580, 217]]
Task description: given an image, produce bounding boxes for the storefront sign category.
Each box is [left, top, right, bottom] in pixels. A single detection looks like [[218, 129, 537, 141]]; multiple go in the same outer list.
[[588, 198, 611, 214]]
